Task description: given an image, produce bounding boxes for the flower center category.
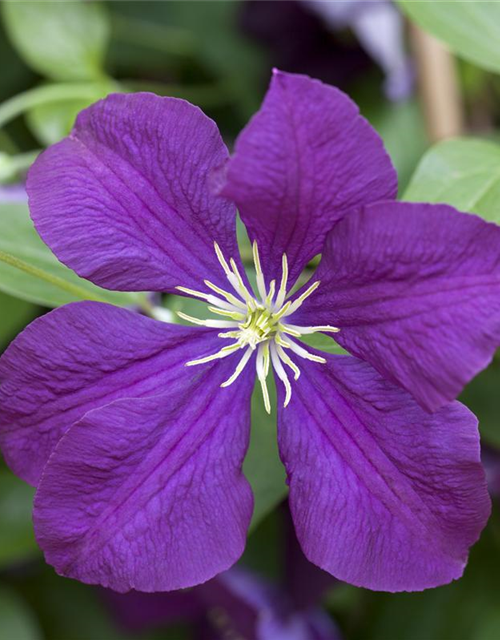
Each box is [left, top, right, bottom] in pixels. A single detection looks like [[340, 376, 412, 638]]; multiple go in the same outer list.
[[175, 241, 339, 413]]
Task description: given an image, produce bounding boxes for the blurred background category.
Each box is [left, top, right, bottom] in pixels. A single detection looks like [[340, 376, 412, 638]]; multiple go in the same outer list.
[[1, 1, 500, 639]]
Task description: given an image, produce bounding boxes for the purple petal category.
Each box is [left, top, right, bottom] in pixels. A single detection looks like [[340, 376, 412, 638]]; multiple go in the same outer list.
[[0, 301, 223, 486], [33, 356, 255, 592], [278, 354, 490, 592], [27, 93, 239, 293], [291, 201, 500, 411], [221, 70, 397, 285]]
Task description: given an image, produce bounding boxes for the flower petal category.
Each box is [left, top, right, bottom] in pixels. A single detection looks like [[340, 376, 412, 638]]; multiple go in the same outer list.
[[290, 202, 500, 411], [278, 355, 490, 592], [27, 93, 239, 293], [0, 301, 223, 486], [33, 358, 255, 592], [220, 69, 397, 285]]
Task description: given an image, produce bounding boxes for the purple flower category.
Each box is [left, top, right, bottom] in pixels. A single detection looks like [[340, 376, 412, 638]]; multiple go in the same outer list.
[[0, 70, 498, 593]]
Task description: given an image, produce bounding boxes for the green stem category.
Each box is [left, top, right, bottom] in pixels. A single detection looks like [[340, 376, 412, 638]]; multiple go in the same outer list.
[[0, 249, 106, 303], [0, 83, 116, 129]]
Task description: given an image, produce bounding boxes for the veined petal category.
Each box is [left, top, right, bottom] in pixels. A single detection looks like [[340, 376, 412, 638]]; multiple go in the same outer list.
[[220, 69, 397, 286], [33, 357, 255, 593], [27, 93, 241, 293], [290, 201, 500, 411], [0, 301, 225, 486], [278, 355, 490, 592]]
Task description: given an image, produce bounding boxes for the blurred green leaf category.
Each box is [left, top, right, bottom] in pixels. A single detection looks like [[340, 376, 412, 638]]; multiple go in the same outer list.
[[397, 0, 500, 74], [0, 291, 37, 349], [301, 332, 348, 356], [1, 0, 110, 81], [26, 84, 115, 146], [367, 100, 429, 194], [0, 201, 143, 308], [0, 586, 41, 640], [246, 380, 287, 530], [460, 360, 500, 449], [403, 138, 500, 223], [353, 508, 500, 640], [0, 469, 38, 568]]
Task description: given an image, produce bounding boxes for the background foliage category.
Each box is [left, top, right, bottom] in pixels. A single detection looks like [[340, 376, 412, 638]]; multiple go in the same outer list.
[[1, 1, 500, 639]]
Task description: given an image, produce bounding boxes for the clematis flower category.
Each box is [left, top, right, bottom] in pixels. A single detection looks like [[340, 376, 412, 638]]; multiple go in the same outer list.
[[1, 70, 499, 594]]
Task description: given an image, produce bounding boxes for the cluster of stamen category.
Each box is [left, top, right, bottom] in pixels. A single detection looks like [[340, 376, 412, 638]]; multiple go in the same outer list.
[[176, 242, 339, 413]]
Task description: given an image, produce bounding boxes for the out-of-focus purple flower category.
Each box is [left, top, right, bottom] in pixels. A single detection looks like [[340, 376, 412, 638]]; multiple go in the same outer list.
[[0, 70, 498, 594], [482, 447, 500, 498], [240, 0, 373, 90], [305, 0, 414, 101], [0, 183, 27, 202], [104, 564, 341, 640]]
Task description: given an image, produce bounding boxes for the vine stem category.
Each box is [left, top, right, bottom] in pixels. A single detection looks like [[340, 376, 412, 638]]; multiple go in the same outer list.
[[0, 83, 115, 130], [0, 249, 106, 303]]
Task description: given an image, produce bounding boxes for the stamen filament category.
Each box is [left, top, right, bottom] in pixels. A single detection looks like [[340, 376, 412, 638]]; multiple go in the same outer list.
[[285, 338, 327, 363], [285, 323, 340, 335], [207, 306, 245, 321], [276, 344, 300, 380], [265, 280, 276, 307], [270, 343, 292, 407], [214, 242, 234, 278], [253, 241, 267, 302], [274, 253, 289, 310], [282, 280, 321, 317], [186, 342, 241, 367], [176, 311, 238, 329], [278, 324, 301, 338], [257, 342, 271, 414], [175, 286, 242, 313], [204, 280, 247, 310], [272, 300, 292, 321], [229, 258, 257, 308], [221, 347, 254, 387]]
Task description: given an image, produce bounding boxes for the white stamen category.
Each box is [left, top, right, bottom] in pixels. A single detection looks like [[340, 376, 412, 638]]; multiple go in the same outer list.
[[175, 286, 242, 313], [270, 342, 292, 407], [284, 338, 327, 363], [253, 241, 267, 302], [186, 342, 241, 366], [221, 347, 254, 387], [276, 344, 300, 380], [176, 311, 238, 329], [256, 342, 271, 414], [282, 280, 321, 317], [285, 323, 340, 335], [274, 253, 288, 310], [177, 242, 337, 412], [204, 280, 247, 310]]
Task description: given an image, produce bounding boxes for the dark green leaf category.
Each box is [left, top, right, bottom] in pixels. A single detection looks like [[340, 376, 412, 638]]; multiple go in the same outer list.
[[0, 469, 38, 568], [403, 138, 500, 223], [0, 587, 41, 640], [397, 0, 500, 74], [2, 0, 110, 81], [0, 201, 143, 308]]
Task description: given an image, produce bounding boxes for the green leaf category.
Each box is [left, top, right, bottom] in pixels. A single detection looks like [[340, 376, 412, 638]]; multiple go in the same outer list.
[[0, 469, 38, 568], [0, 587, 41, 640], [397, 0, 500, 74], [2, 0, 110, 81], [300, 332, 348, 356], [25, 84, 115, 146], [459, 359, 500, 450], [245, 380, 287, 530], [403, 138, 500, 223], [0, 291, 37, 349], [0, 201, 142, 308]]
